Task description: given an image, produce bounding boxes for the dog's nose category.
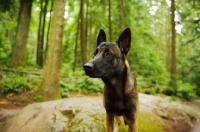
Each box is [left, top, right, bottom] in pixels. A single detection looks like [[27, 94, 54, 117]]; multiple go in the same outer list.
[[84, 63, 94, 71]]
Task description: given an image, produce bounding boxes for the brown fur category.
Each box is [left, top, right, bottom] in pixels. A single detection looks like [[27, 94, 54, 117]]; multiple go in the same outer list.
[[84, 28, 138, 132]]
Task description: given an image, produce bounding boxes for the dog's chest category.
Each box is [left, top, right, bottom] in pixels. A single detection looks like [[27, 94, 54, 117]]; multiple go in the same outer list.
[[104, 96, 134, 116], [103, 87, 133, 116], [104, 100, 124, 115]]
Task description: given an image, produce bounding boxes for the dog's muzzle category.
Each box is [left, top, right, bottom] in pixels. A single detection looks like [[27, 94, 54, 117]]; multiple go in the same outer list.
[[84, 61, 105, 78], [84, 62, 94, 74]]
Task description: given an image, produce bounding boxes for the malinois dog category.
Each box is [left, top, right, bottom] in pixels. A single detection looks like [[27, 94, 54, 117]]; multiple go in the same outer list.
[[84, 28, 138, 132]]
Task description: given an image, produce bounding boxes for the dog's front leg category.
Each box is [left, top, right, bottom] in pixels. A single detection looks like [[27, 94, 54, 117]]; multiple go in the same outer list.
[[106, 113, 114, 132], [114, 116, 121, 132], [124, 115, 137, 132], [128, 121, 137, 132]]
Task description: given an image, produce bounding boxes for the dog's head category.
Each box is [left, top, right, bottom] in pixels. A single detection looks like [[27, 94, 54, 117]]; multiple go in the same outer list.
[[84, 28, 131, 78]]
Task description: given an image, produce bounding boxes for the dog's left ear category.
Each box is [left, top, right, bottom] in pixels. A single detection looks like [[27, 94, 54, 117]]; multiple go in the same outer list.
[[117, 28, 131, 56]]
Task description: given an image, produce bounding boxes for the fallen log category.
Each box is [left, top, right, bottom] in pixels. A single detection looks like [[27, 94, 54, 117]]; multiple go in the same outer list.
[[0, 67, 42, 76]]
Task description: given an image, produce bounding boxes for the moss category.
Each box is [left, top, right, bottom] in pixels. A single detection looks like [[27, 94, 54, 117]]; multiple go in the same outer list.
[[118, 112, 164, 132], [66, 111, 163, 132], [60, 106, 163, 132], [138, 112, 164, 132], [67, 111, 106, 132], [33, 88, 43, 102], [33, 84, 61, 101]]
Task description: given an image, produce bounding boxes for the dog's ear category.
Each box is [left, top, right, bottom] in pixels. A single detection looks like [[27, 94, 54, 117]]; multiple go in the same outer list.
[[97, 29, 106, 47], [117, 28, 131, 56]]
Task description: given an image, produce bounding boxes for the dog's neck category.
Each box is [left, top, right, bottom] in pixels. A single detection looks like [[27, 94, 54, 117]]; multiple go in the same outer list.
[[102, 76, 125, 101], [101, 60, 134, 101]]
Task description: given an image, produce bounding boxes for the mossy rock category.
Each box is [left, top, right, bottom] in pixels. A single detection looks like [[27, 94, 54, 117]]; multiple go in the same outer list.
[[117, 112, 164, 132], [0, 97, 164, 132], [65, 103, 106, 132], [138, 112, 164, 132], [64, 110, 164, 132], [64, 109, 164, 132], [67, 111, 106, 132]]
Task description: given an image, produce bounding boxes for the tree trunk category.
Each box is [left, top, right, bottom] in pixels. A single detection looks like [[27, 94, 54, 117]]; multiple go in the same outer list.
[[36, 0, 44, 67], [73, 11, 81, 72], [10, 0, 32, 68], [45, 0, 53, 59], [170, 0, 176, 87], [165, 15, 171, 73], [108, 0, 112, 41], [80, 0, 87, 66], [119, 0, 124, 31], [162, 1, 171, 73], [40, 0, 65, 101], [36, 0, 48, 67]]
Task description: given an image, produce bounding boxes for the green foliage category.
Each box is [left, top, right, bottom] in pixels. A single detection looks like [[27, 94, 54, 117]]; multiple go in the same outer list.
[[118, 112, 164, 132], [0, 71, 42, 94], [188, 55, 200, 95], [0, 0, 14, 12], [137, 74, 170, 95], [176, 80, 197, 101], [0, 0, 199, 100], [75, 76, 103, 94], [60, 74, 103, 97], [0, 73, 32, 93], [176, 0, 200, 97], [177, 52, 200, 96], [138, 112, 164, 132], [0, 3, 18, 66]]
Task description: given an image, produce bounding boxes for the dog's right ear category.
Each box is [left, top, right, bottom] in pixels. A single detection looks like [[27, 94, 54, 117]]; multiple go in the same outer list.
[[97, 29, 106, 47]]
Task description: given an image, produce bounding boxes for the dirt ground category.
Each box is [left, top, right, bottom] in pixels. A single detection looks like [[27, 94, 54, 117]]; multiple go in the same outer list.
[[0, 90, 200, 132]]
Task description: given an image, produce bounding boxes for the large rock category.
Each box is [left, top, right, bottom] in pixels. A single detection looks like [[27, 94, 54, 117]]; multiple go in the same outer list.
[[0, 98, 106, 132], [1, 94, 199, 132]]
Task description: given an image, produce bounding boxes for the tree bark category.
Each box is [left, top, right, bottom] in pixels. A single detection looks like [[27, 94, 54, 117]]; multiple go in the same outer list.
[[73, 11, 81, 72], [108, 0, 112, 41], [45, 0, 53, 59], [40, 0, 65, 101], [36, 0, 48, 67], [119, 0, 124, 31], [80, 0, 87, 66], [170, 0, 176, 87], [36, 0, 44, 67], [162, 1, 171, 73], [10, 0, 32, 68]]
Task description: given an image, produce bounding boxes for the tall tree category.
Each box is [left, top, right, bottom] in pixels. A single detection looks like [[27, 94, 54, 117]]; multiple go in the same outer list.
[[108, 0, 112, 41], [119, 0, 124, 31], [40, 0, 65, 101], [155, 0, 171, 72], [73, 11, 81, 72], [10, 0, 32, 68], [80, 0, 87, 66], [36, 0, 48, 67], [45, 0, 53, 58], [170, 0, 176, 87]]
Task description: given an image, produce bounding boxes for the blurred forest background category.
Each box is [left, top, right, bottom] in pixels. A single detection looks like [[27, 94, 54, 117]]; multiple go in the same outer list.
[[0, 0, 199, 101]]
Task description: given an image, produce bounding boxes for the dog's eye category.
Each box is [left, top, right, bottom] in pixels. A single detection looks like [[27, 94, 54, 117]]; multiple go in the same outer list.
[[105, 51, 112, 57]]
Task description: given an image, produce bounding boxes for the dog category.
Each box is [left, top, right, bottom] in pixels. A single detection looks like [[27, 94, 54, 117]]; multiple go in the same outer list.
[[84, 28, 138, 132]]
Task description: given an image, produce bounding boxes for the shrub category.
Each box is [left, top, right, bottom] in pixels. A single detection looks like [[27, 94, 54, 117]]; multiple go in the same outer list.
[[60, 75, 103, 96], [175, 80, 197, 101], [0, 73, 33, 93]]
